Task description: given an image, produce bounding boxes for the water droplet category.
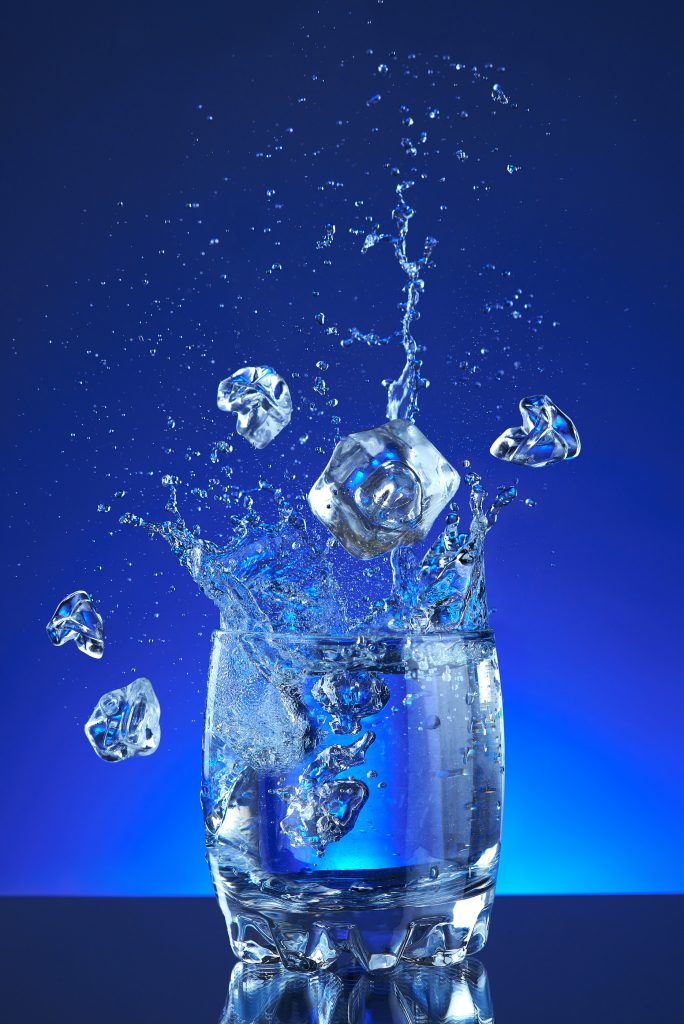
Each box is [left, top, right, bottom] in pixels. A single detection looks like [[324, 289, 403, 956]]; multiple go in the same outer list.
[[492, 83, 509, 105]]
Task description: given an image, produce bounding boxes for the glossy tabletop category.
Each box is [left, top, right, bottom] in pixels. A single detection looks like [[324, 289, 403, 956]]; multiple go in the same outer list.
[[2, 896, 680, 1021]]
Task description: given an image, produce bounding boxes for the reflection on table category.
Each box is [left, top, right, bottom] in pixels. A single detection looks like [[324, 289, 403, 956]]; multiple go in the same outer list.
[[220, 958, 493, 1024]]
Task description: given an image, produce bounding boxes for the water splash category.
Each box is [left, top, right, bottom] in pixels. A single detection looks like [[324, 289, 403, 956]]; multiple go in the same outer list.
[[120, 188, 516, 635], [363, 474, 517, 633], [121, 482, 347, 635], [123, 463, 514, 636], [344, 181, 433, 423], [119, 61, 524, 639]]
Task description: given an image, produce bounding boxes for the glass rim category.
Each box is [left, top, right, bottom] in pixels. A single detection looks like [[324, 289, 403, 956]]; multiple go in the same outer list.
[[211, 628, 494, 643]]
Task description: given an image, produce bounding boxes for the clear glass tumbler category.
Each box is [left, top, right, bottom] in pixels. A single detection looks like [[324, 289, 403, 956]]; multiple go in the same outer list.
[[202, 630, 504, 972]]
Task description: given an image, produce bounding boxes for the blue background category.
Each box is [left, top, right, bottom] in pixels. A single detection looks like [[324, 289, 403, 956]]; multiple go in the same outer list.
[[2, 0, 682, 895]]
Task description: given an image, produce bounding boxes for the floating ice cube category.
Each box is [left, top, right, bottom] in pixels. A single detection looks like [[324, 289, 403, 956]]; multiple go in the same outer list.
[[490, 394, 581, 468], [85, 677, 160, 763], [217, 366, 292, 449], [313, 671, 390, 734], [280, 732, 374, 856], [46, 590, 105, 659], [308, 419, 460, 559]]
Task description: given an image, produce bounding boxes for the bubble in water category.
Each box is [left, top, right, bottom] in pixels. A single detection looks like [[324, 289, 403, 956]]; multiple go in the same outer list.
[[84, 677, 160, 763], [490, 395, 581, 468], [46, 590, 105, 659], [217, 366, 292, 450], [308, 419, 460, 559]]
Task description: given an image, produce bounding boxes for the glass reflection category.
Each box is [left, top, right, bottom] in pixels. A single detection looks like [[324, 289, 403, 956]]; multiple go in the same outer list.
[[220, 958, 493, 1024]]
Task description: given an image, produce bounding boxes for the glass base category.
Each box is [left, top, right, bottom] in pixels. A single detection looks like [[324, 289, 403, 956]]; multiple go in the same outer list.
[[215, 882, 495, 973]]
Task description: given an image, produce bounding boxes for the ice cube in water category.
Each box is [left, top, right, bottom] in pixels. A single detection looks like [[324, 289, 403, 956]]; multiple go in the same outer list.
[[312, 671, 390, 734], [85, 677, 161, 762], [490, 394, 580, 468], [46, 590, 105, 659], [217, 366, 292, 449], [308, 419, 460, 558], [280, 732, 374, 855]]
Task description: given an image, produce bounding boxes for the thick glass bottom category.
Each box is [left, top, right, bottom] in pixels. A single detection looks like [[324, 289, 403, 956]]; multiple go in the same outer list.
[[212, 874, 495, 973]]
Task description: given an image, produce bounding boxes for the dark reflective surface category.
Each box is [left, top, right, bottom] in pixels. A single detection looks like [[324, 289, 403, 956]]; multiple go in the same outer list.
[[2, 897, 681, 1022], [222, 959, 492, 1023]]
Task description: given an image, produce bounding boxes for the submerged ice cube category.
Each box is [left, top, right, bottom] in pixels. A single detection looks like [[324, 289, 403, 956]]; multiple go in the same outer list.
[[85, 677, 160, 762], [308, 419, 460, 559], [313, 671, 390, 734], [280, 732, 374, 856], [46, 590, 105, 659], [281, 780, 369, 857], [490, 394, 580, 468], [217, 365, 292, 449]]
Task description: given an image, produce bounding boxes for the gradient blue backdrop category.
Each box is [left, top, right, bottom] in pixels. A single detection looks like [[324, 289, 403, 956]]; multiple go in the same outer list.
[[2, 0, 682, 895]]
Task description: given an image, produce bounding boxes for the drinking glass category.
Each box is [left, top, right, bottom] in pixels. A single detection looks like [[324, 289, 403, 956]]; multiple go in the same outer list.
[[203, 630, 504, 972]]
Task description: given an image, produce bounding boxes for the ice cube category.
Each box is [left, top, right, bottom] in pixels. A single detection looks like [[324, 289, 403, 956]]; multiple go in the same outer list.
[[490, 394, 581, 468], [46, 590, 105, 659], [85, 677, 160, 762], [217, 366, 292, 449], [308, 419, 460, 559], [280, 732, 374, 856], [312, 671, 390, 734], [281, 780, 369, 857]]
